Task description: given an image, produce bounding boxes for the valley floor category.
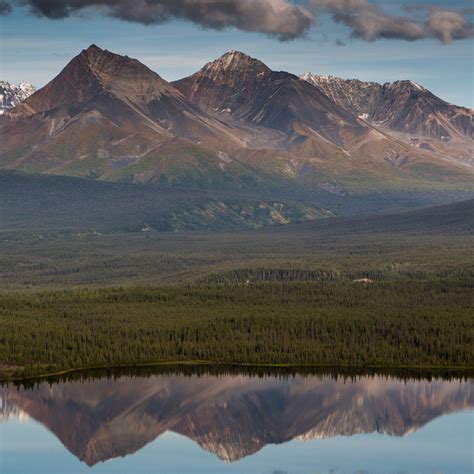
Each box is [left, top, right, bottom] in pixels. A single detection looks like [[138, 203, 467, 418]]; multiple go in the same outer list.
[[1, 200, 472, 381]]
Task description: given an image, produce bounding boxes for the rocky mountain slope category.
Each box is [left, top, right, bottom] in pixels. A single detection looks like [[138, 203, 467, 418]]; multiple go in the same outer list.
[[174, 50, 367, 153], [2, 45, 247, 170], [174, 51, 473, 199], [1, 375, 472, 465], [1, 46, 472, 224], [301, 73, 473, 140], [0, 81, 36, 114]]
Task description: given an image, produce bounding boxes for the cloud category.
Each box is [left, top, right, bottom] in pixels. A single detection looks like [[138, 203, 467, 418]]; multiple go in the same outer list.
[[310, 0, 473, 43], [2, 0, 473, 44], [0, 0, 12, 14], [425, 9, 474, 44], [3, 0, 312, 40]]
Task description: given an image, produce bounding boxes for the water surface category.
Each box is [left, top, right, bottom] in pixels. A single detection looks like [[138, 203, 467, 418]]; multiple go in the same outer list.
[[1, 371, 472, 473]]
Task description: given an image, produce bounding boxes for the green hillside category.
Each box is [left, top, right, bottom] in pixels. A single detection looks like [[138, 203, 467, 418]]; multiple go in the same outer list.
[[2, 170, 473, 238], [0, 171, 329, 233]]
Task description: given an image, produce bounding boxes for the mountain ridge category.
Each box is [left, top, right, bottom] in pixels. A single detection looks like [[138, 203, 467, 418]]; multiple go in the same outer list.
[[5, 45, 245, 149], [301, 72, 473, 140], [1, 45, 473, 226], [174, 50, 367, 150]]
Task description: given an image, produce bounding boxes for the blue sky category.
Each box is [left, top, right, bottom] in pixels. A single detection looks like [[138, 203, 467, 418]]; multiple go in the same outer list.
[[0, 0, 473, 107]]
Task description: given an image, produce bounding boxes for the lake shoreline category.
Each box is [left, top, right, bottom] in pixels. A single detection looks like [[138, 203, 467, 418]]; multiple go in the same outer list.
[[2, 360, 473, 384]]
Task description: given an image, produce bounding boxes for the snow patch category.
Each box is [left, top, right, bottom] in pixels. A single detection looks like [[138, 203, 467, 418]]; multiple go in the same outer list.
[[410, 81, 425, 92], [0, 81, 36, 110]]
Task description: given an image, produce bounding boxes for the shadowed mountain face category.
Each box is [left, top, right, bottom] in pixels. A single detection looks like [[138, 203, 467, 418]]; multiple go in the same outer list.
[[1, 374, 472, 466]]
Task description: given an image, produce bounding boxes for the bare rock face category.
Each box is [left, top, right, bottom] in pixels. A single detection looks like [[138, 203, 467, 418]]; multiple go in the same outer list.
[[300, 73, 383, 119], [301, 73, 473, 140], [5, 44, 230, 141], [0, 45, 247, 175], [0, 81, 36, 114], [173, 50, 272, 114], [174, 51, 365, 148], [373, 80, 473, 140]]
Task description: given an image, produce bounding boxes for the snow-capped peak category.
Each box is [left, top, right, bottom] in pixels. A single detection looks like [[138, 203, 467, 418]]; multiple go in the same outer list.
[[0, 80, 36, 112]]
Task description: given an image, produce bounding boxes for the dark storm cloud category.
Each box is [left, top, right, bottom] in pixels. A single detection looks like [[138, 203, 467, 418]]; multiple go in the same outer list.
[[3, 0, 313, 40], [310, 0, 473, 43]]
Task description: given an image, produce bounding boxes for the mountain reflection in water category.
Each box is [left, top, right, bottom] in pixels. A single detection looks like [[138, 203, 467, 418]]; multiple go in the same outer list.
[[0, 372, 472, 467]]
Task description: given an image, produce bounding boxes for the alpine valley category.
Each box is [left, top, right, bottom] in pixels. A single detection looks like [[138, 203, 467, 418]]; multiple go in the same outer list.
[[0, 45, 472, 231]]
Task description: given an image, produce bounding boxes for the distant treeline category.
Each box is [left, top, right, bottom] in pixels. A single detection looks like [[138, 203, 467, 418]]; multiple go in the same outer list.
[[1, 281, 472, 380], [1, 225, 473, 291], [6, 365, 473, 391]]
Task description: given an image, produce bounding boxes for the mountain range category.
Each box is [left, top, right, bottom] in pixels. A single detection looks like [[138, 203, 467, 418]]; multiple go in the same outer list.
[[0, 81, 36, 114], [300, 73, 472, 141], [1, 374, 472, 466], [1, 45, 472, 229]]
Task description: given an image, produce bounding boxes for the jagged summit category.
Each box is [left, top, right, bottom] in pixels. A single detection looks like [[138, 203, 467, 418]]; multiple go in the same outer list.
[[382, 80, 431, 98], [80, 43, 112, 64], [301, 72, 380, 87], [301, 73, 427, 92], [301, 72, 473, 139], [389, 79, 425, 91], [300, 72, 384, 118], [174, 51, 361, 147], [203, 50, 271, 75], [78, 43, 157, 76], [172, 50, 276, 116]]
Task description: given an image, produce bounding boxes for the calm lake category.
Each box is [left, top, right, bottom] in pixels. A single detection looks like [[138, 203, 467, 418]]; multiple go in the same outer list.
[[0, 371, 472, 474]]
